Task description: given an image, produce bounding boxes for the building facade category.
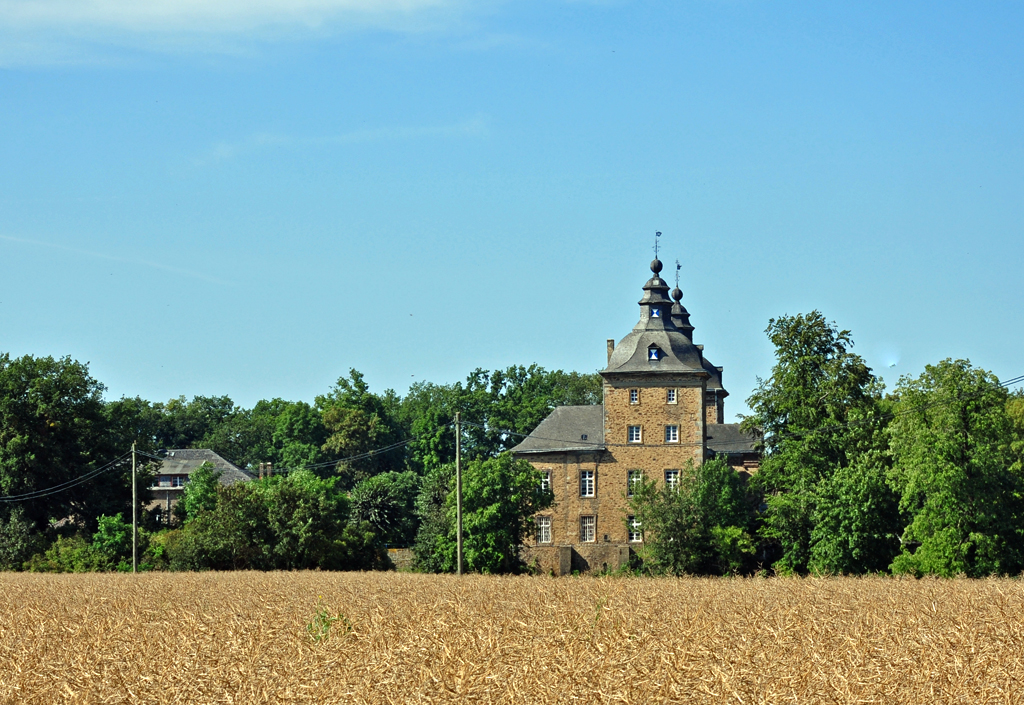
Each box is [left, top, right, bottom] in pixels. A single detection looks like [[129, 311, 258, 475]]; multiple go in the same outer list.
[[147, 448, 254, 522], [511, 257, 759, 575]]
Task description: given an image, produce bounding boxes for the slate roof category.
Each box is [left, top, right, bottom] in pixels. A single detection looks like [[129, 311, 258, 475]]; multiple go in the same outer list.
[[602, 259, 718, 379], [156, 449, 254, 485], [510, 405, 605, 454], [706, 424, 760, 455]]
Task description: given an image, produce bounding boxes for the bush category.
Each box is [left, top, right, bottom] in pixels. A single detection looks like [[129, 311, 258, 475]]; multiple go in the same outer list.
[[169, 470, 387, 571], [24, 536, 110, 573], [629, 457, 754, 576]]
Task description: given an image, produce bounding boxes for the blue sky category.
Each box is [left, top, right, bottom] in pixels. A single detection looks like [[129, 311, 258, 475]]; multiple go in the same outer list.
[[1, 1, 1021, 419]]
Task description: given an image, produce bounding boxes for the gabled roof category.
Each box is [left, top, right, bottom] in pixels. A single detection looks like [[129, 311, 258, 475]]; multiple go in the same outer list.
[[706, 424, 760, 455], [510, 405, 605, 454], [157, 449, 254, 485]]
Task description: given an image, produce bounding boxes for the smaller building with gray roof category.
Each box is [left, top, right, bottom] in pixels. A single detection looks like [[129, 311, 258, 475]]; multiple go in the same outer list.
[[147, 449, 254, 521]]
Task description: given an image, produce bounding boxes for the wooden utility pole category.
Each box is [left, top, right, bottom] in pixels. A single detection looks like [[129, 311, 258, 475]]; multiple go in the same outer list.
[[131, 441, 137, 574], [455, 412, 463, 576]]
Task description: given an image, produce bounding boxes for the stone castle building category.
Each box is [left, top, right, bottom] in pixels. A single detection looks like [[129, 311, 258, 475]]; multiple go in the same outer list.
[[511, 256, 759, 575]]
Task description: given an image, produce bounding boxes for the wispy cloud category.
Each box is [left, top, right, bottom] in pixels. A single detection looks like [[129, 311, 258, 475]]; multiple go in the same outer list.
[[196, 115, 491, 164], [0, 0, 460, 33], [0, 0, 489, 64], [0, 234, 234, 285]]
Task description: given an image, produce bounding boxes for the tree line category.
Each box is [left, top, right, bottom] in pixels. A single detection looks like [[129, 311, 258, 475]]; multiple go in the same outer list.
[[0, 359, 587, 572], [629, 312, 1024, 578], [2, 310, 1022, 577]]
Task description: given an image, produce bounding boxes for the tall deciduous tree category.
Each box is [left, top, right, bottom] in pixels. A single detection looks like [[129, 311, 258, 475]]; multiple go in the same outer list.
[[0, 353, 126, 531], [743, 312, 893, 574], [271, 400, 329, 472], [413, 454, 553, 574], [888, 359, 1023, 577], [318, 370, 405, 488], [400, 366, 602, 474]]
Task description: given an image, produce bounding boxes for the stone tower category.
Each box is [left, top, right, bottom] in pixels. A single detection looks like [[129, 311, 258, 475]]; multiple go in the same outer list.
[[512, 254, 757, 575]]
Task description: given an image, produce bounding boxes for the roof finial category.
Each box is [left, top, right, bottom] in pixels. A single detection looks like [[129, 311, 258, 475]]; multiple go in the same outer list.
[[653, 231, 661, 260], [675, 259, 681, 288]]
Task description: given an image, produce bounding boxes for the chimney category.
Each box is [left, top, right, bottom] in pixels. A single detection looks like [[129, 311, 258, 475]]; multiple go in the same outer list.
[[606, 339, 615, 363]]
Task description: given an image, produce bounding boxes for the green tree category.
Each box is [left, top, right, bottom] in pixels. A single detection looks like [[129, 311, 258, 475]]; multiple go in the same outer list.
[[0, 353, 127, 531], [414, 453, 553, 574], [1008, 391, 1024, 476], [271, 400, 329, 472], [400, 366, 603, 475], [318, 370, 405, 488], [401, 382, 462, 475], [888, 359, 1023, 577], [170, 470, 386, 571], [412, 463, 454, 572], [463, 365, 602, 459], [0, 507, 43, 570], [808, 444, 903, 574], [91, 512, 135, 568], [154, 395, 239, 450], [170, 482, 272, 570], [257, 470, 359, 569], [628, 458, 753, 575], [103, 396, 164, 454], [350, 471, 421, 546], [743, 312, 886, 574], [174, 461, 221, 523]]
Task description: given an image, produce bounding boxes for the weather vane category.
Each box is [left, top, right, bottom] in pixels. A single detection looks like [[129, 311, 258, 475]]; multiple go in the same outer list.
[[654, 231, 661, 260], [675, 259, 681, 288]]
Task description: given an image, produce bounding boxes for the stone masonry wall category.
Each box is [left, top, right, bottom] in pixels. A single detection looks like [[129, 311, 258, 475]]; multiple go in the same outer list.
[[704, 391, 724, 426]]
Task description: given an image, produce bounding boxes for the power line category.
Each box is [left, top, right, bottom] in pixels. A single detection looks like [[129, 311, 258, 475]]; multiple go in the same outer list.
[[0, 452, 133, 503], [264, 437, 422, 476]]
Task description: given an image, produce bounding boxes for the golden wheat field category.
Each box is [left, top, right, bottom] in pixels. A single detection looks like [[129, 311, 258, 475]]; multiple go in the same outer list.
[[1, 572, 1023, 704]]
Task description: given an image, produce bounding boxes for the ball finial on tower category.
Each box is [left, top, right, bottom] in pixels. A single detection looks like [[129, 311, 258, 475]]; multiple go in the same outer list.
[[650, 231, 663, 274]]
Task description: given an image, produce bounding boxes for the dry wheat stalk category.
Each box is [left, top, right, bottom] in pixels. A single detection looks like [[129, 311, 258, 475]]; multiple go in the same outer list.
[[1, 572, 1022, 704]]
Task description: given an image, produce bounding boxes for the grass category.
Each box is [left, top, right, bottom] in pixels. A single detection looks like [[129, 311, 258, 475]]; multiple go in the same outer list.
[[1, 572, 1023, 703]]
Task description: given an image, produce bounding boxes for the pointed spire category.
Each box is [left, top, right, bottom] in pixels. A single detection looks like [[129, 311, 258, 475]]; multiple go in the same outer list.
[[670, 259, 695, 340]]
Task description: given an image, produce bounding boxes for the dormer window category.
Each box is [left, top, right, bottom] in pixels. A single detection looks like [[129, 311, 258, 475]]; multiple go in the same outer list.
[[648, 346, 662, 361]]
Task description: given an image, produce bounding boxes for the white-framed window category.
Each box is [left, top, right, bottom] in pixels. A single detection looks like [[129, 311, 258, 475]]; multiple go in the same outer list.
[[666, 389, 677, 404], [580, 470, 595, 497], [540, 470, 551, 493], [627, 470, 642, 497], [536, 516, 552, 544], [158, 475, 171, 488], [665, 469, 680, 492], [629, 388, 639, 404], [628, 516, 643, 543], [172, 476, 186, 488], [628, 426, 642, 443], [580, 515, 596, 543], [665, 425, 679, 443]]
